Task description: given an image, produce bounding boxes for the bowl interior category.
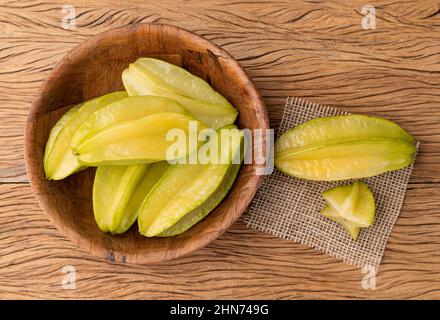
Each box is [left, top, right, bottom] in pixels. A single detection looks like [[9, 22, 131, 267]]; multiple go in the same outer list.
[[25, 24, 268, 264]]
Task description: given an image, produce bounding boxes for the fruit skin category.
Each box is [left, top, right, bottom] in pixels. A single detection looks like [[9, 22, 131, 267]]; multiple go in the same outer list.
[[276, 114, 415, 154], [71, 95, 189, 149], [275, 138, 416, 161], [122, 58, 238, 129], [274, 115, 416, 181], [138, 125, 243, 237], [93, 164, 148, 233], [43, 91, 127, 180], [114, 162, 170, 234], [134, 58, 231, 106], [73, 112, 207, 166], [93, 162, 169, 234], [44, 103, 83, 178], [158, 162, 241, 237]]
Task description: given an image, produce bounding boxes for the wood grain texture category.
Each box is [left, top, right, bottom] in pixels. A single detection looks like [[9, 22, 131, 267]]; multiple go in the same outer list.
[[1, 0, 440, 299]]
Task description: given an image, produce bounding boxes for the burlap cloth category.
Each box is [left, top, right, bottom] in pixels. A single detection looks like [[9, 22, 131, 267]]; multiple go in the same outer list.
[[245, 97, 417, 269]]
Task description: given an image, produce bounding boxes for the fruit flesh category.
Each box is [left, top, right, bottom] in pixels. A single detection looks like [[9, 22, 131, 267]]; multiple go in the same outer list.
[[323, 181, 376, 227], [93, 162, 170, 234], [122, 60, 238, 129], [71, 95, 189, 149], [276, 153, 415, 181], [274, 115, 416, 181], [322, 184, 353, 214], [321, 205, 361, 240], [44, 91, 127, 179], [340, 181, 375, 227], [320, 181, 376, 239], [73, 112, 207, 166], [138, 126, 243, 237]]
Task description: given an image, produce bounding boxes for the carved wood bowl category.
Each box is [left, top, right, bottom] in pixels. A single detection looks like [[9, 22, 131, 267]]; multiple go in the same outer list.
[[25, 23, 268, 264]]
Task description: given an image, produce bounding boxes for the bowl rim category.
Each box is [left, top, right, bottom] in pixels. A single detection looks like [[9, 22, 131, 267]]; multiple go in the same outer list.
[[25, 23, 269, 264]]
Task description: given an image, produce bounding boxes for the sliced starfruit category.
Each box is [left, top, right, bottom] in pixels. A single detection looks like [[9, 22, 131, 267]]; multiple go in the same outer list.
[[138, 125, 243, 237], [159, 157, 242, 237], [71, 95, 189, 148], [323, 181, 376, 228], [93, 164, 148, 233], [323, 181, 376, 227], [43, 91, 127, 180], [44, 103, 83, 177], [134, 58, 231, 106], [321, 184, 352, 212], [321, 205, 361, 240], [275, 115, 416, 181], [320, 181, 376, 240], [93, 162, 169, 234], [72, 112, 207, 166], [276, 114, 414, 151], [122, 58, 238, 129]]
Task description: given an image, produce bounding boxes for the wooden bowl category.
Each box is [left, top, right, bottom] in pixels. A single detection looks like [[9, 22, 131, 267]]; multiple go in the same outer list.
[[25, 24, 268, 264]]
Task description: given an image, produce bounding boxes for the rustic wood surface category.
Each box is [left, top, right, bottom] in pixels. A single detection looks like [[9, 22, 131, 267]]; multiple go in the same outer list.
[[1, 0, 439, 299]]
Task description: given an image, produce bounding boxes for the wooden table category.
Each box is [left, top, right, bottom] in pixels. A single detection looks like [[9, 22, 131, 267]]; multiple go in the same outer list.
[[1, 0, 439, 299]]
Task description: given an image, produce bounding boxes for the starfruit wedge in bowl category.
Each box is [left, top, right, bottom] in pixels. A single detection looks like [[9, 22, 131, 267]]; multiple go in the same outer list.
[[71, 95, 191, 148], [158, 162, 241, 237], [71, 111, 207, 166], [122, 57, 238, 129], [138, 125, 243, 237], [93, 162, 170, 234], [43, 91, 127, 180]]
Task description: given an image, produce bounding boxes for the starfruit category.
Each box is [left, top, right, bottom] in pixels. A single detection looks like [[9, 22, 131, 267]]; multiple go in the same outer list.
[[321, 181, 376, 240], [275, 115, 416, 181], [71, 95, 189, 149], [93, 162, 169, 234], [122, 58, 238, 129], [43, 91, 127, 180], [72, 112, 207, 166], [323, 181, 375, 227], [321, 205, 362, 240], [138, 125, 243, 237], [158, 162, 241, 237]]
